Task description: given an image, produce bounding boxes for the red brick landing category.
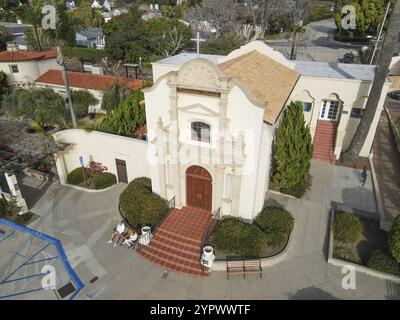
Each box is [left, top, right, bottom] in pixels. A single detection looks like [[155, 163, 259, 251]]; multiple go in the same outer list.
[[137, 206, 212, 277]]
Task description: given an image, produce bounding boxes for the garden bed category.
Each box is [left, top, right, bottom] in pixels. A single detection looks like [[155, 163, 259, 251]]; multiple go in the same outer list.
[[1, 211, 40, 226], [211, 206, 294, 260], [331, 211, 400, 276], [66, 164, 117, 190]]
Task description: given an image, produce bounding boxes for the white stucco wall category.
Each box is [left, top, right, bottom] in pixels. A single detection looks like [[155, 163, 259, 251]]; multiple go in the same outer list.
[[53, 129, 150, 185], [0, 58, 60, 86], [289, 76, 390, 158]]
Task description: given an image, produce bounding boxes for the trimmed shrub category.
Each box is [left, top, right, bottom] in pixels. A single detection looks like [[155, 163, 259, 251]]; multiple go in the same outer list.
[[281, 176, 311, 199], [388, 216, 400, 263], [334, 245, 361, 264], [66, 167, 84, 185], [94, 173, 117, 190], [333, 212, 362, 244], [210, 217, 266, 257], [119, 178, 167, 229], [255, 206, 294, 247], [131, 177, 152, 192], [367, 250, 400, 275]]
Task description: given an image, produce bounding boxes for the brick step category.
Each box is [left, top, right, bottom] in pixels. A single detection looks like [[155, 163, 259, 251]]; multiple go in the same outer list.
[[150, 233, 202, 253], [314, 148, 334, 154], [155, 227, 205, 246], [139, 243, 200, 266], [148, 239, 201, 261], [137, 247, 207, 277]]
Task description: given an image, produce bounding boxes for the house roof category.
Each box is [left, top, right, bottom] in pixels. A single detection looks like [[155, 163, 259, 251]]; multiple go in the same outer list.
[[35, 69, 143, 91], [0, 22, 32, 35], [218, 50, 300, 124], [295, 61, 376, 81], [77, 28, 103, 39], [0, 49, 57, 62]]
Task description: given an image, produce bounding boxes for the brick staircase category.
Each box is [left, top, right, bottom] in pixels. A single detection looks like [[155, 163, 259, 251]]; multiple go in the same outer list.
[[137, 206, 212, 277], [313, 121, 338, 164]]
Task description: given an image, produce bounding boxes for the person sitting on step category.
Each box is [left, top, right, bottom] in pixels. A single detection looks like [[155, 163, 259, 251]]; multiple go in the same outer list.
[[122, 230, 138, 249], [108, 221, 127, 247]]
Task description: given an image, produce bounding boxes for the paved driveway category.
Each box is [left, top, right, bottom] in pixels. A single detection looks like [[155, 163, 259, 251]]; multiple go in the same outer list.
[[266, 18, 360, 62], [27, 162, 399, 300]]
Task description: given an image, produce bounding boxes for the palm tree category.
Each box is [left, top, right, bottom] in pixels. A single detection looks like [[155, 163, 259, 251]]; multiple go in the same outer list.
[[286, 0, 308, 60], [342, 0, 400, 165], [16, 1, 44, 51]]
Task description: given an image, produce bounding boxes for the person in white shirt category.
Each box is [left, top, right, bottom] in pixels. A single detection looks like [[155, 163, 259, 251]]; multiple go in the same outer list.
[[122, 231, 138, 249], [108, 221, 127, 247]]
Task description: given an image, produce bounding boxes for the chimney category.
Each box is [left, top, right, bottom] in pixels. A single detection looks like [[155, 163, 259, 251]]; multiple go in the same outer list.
[[91, 64, 104, 75], [7, 43, 19, 52]]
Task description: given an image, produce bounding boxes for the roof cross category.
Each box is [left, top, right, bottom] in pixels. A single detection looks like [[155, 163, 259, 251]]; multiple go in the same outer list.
[[191, 32, 206, 55]]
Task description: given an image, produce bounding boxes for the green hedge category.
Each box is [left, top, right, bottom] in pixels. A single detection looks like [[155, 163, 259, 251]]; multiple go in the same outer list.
[[334, 212, 362, 244], [94, 173, 117, 190], [367, 250, 400, 275], [66, 167, 84, 185], [119, 178, 167, 229], [210, 217, 266, 257], [281, 177, 310, 199], [255, 206, 294, 247], [388, 216, 400, 263]]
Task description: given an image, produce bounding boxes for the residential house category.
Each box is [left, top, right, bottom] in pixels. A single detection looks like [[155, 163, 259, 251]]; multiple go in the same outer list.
[[92, 0, 111, 11], [75, 28, 105, 49], [0, 43, 61, 86], [35, 69, 142, 113], [0, 22, 33, 50]]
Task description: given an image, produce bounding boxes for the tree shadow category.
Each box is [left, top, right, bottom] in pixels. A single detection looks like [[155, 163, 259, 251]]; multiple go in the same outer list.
[[288, 286, 339, 300]]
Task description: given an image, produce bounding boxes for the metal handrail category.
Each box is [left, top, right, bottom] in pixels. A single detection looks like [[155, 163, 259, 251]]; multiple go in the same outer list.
[[199, 207, 221, 273]]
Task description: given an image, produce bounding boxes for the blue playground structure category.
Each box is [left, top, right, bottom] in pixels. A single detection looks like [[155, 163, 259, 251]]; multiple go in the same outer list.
[[0, 218, 84, 300]]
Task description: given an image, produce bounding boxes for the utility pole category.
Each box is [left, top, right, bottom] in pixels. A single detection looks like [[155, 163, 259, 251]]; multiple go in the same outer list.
[[56, 47, 77, 129]]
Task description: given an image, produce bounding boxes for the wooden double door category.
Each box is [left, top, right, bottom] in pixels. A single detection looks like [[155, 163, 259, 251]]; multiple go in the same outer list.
[[186, 166, 212, 211]]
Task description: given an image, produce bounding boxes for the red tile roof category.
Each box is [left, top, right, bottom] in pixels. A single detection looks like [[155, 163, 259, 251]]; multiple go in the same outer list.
[[0, 49, 58, 62], [35, 69, 143, 91]]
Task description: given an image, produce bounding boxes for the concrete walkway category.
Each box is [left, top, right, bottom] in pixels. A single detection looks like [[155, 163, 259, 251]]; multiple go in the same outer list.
[[372, 112, 400, 224], [24, 163, 399, 300]]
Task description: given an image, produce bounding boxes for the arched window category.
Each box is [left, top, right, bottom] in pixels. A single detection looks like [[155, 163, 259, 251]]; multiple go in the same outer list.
[[191, 121, 211, 143]]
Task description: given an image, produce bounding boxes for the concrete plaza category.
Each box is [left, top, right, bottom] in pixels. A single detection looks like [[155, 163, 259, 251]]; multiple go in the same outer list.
[[12, 161, 400, 300]]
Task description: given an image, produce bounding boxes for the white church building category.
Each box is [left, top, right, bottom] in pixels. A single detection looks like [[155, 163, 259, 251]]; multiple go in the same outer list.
[[54, 41, 390, 221]]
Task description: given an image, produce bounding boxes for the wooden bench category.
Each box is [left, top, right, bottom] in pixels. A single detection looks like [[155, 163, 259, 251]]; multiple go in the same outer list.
[[226, 257, 262, 279]]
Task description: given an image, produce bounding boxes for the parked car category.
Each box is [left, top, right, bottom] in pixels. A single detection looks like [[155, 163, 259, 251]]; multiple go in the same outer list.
[[339, 53, 355, 64]]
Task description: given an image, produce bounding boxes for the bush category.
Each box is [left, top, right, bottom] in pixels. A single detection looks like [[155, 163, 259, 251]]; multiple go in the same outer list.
[[66, 167, 84, 185], [210, 217, 266, 257], [388, 216, 400, 263], [119, 178, 167, 229], [333, 212, 362, 244], [255, 206, 294, 247], [131, 177, 152, 191], [281, 176, 311, 199], [334, 245, 361, 264], [94, 173, 117, 190], [367, 250, 400, 275]]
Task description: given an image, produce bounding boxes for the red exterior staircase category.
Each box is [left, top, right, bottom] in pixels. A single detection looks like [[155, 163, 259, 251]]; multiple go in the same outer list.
[[137, 207, 212, 277], [313, 121, 338, 164]]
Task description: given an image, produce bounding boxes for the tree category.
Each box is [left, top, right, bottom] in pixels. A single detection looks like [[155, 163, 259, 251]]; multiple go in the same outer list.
[[342, 0, 400, 165], [0, 27, 11, 51], [101, 83, 132, 114], [202, 34, 240, 55], [71, 90, 98, 118], [69, 1, 104, 28], [284, 0, 309, 60], [272, 101, 313, 195], [2, 88, 70, 128], [97, 90, 146, 136], [16, 0, 45, 50], [0, 71, 9, 105], [184, 0, 239, 37], [246, 0, 279, 40]]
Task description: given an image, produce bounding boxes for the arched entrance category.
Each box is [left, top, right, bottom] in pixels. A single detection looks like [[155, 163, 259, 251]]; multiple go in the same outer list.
[[186, 166, 212, 211]]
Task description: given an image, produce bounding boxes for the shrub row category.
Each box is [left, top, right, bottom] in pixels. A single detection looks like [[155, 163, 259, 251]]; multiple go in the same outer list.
[[210, 206, 294, 257], [333, 212, 362, 244], [66, 167, 117, 190], [367, 250, 400, 276]]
